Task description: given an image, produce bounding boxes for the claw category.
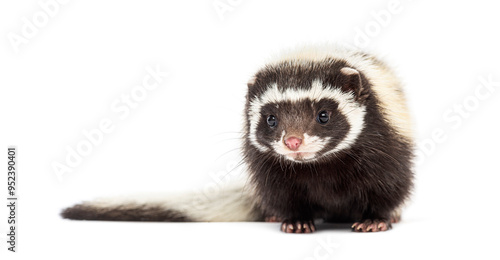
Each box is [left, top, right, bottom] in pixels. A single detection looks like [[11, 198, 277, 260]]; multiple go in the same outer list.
[[296, 221, 302, 232], [287, 224, 294, 232]]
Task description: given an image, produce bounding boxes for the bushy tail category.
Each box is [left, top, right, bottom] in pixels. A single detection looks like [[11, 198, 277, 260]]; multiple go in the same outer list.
[[61, 183, 262, 222]]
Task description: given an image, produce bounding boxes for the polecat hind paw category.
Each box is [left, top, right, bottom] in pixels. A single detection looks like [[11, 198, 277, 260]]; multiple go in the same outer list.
[[281, 219, 316, 233], [265, 216, 283, 222], [390, 214, 401, 223], [351, 219, 392, 232]]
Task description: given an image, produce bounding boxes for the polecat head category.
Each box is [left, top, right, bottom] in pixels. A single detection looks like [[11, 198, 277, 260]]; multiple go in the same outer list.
[[245, 60, 370, 163]]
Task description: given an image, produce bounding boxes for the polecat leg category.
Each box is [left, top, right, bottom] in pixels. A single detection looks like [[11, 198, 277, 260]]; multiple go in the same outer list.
[[281, 219, 316, 233]]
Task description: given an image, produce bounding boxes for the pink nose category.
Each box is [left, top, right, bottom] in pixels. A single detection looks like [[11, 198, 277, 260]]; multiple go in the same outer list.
[[285, 137, 302, 151]]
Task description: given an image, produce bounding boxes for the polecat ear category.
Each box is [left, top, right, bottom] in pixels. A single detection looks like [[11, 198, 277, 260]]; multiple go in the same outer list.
[[247, 75, 257, 88], [338, 67, 369, 102]]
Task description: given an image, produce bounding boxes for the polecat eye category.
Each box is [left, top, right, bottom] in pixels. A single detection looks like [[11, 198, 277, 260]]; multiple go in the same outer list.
[[267, 115, 277, 128], [317, 111, 329, 124]]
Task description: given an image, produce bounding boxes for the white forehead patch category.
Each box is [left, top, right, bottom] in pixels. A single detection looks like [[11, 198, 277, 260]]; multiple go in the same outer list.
[[248, 79, 366, 154]]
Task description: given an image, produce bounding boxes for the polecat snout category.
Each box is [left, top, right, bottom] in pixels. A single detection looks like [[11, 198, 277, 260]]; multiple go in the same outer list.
[[61, 45, 414, 234]]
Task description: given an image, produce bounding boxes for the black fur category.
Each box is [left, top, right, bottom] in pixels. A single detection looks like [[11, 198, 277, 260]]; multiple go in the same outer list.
[[244, 57, 414, 232]]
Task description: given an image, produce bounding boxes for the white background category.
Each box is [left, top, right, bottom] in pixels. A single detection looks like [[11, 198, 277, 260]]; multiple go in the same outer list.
[[1, 0, 499, 259]]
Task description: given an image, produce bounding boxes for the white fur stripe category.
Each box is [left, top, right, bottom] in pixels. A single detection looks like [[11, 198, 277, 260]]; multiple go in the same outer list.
[[248, 79, 366, 154]]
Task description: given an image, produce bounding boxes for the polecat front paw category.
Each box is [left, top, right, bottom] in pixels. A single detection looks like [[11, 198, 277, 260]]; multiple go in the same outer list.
[[351, 219, 391, 232], [281, 219, 316, 233]]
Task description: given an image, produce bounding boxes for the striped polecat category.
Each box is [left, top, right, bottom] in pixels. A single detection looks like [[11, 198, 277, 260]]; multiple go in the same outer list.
[[62, 45, 414, 233]]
